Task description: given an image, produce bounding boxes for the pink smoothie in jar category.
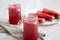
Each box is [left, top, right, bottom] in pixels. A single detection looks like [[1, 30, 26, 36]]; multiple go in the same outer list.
[[23, 14, 38, 40], [8, 4, 21, 25]]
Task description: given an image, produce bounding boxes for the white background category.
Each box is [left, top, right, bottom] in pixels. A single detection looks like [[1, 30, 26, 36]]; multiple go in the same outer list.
[[0, 0, 60, 40], [0, 0, 60, 20]]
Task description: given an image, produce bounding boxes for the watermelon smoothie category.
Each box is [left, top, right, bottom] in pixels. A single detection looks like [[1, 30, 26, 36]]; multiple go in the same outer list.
[[23, 14, 38, 40], [8, 4, 21, 25]]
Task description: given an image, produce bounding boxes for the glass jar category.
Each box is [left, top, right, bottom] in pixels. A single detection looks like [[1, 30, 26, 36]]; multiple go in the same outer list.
[[8, 4, 21, 25], [23, 13, 38, 40]]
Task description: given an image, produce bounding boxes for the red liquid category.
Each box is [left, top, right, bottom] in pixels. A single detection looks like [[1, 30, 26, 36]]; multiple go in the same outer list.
[[23, 16, 38, 40], [8, 4, 21, 25]]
